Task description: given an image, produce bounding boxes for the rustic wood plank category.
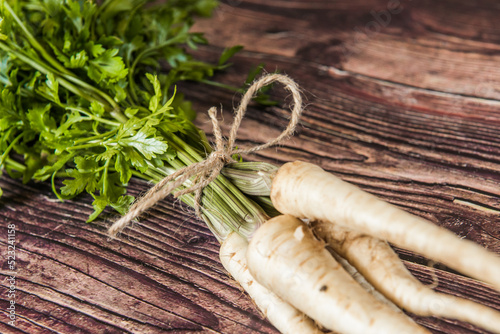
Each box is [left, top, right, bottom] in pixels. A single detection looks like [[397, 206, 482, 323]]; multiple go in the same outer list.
[[0, 175, 278, 333], [2, 0, 500, 333]]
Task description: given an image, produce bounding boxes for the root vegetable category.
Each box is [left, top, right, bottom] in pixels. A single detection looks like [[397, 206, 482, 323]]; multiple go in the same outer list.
[[313, 221, 500, 334], [220, 232, 324, 334], [326, 245, 402, 313], [246, 214, 430, 334], [270, 161, 500, 291]]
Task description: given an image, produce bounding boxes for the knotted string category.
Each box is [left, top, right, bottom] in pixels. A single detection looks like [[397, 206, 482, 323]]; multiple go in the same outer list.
[[108, 73, 303, 238]]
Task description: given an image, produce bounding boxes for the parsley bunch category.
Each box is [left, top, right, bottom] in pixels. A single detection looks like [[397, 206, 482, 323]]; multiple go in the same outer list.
[[0, 0, 269, 239]]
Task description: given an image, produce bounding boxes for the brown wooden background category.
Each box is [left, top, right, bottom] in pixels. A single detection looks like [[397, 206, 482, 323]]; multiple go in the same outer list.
[[2, 0, 500, 333]]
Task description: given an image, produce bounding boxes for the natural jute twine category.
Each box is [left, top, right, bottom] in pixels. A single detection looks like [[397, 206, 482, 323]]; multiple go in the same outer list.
[[108, 73, 303, 238]]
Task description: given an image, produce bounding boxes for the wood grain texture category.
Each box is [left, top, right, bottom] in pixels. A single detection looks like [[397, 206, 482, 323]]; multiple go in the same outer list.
[[2, 0, 500, 333]]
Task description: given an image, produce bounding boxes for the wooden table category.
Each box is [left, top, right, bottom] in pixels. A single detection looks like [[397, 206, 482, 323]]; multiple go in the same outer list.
[[2, 1, 500, 333]]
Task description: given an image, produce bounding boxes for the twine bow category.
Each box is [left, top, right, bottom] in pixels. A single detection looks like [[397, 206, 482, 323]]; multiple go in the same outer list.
[[108, 73, 303, 238]]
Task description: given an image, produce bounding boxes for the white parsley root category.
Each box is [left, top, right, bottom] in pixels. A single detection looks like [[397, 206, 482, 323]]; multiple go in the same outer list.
[[270, 161, 500, 291], [219, 232, 324, 334], [246, 214, 430, 334], [326, 245, 403, 313], [312, 221, 500, 334]]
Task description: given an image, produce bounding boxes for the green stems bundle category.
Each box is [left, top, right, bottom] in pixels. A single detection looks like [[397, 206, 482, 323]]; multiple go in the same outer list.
[[0, 0, 274, 240]]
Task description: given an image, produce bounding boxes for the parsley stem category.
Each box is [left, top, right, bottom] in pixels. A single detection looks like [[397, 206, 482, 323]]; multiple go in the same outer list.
[[128, 36, 186, 103], [200, 79, 244, 93], [0, 132, 23, 168], [51, 171, 64, 202], [131, 170, 154, 182], [102, 160, 110, 196], [66, 107, 122, 127], [67, 142, 105, 151], [4, 157, 26, 172], [73, 129, 118, 145]]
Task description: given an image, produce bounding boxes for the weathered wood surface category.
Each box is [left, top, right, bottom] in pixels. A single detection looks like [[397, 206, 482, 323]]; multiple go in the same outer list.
[[2, 0, 500, 333]]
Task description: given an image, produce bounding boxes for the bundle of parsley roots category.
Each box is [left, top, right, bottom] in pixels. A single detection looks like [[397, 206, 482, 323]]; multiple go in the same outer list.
[[0, 0, 273, 240]]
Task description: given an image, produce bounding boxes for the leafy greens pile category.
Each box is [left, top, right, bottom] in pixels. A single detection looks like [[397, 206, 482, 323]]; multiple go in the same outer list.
[[0, 0, 270, 239]]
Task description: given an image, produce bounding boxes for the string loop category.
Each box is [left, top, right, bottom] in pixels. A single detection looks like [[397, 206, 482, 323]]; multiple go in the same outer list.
[[108, 73, 303, 238]]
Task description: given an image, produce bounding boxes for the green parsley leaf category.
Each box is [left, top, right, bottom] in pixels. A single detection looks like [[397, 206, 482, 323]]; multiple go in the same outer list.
[[88, 49, 128, 83], [87, 195, 108, 222], [61, 168, 98, 196], [119, 126, 168, 160], [115, 153, 132, 184], [0, 0, 255, 226]]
